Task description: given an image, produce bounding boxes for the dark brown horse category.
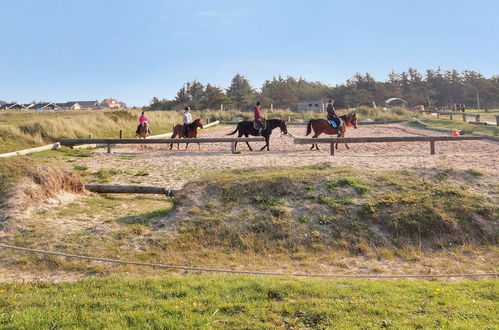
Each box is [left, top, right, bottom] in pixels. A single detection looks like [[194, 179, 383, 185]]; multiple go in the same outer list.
[[135, 122, 150, 148], [305, 113, 358, 150], [170, 118, 204, 150], [227, 119, 288, 151]]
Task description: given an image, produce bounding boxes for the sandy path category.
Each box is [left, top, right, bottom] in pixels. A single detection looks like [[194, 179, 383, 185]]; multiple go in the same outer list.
[[78, 124, 498, 189]]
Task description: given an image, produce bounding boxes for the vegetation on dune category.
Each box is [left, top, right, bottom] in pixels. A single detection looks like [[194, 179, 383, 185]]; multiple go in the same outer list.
[[173, 166, 497, 255], [0, 276, 497, 328]]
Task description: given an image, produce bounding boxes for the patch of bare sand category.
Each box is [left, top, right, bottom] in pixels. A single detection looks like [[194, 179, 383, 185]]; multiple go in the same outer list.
[[75, 124, 498, 189]]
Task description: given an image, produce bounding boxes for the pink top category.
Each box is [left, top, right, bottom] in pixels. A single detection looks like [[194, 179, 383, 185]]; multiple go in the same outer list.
[[139, 115, 148, 123], [253, 106, 264, 120]]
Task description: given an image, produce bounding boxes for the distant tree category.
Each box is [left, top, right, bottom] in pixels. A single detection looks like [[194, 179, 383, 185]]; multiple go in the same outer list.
[[226, 74, 255, 110], [261, 75, 299, 109], [201, 84, 228, 109], [188, 80, 205, 109]]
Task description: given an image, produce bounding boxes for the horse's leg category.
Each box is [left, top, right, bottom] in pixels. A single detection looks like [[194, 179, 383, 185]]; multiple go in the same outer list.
[[185, 143, 189, 150], [243, 133, 252, 151], [260, 135, 269, 151], [169, 131, 177, 150], [197, 142, 201, 150], [312, 133, 320, 151], [342, 128, 349, 149]]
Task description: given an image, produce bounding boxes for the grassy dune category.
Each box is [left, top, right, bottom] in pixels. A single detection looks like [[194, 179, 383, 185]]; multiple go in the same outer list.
[[1, 165, 497, 276], [0, 276, 497, 328], [0, 107, 417, 153]]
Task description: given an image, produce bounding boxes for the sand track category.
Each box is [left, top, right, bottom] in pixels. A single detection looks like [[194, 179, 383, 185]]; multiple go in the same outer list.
[[80, 124, 498, 189]]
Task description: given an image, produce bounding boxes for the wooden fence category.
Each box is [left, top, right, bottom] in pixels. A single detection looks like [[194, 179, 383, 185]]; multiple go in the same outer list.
[[294, 136, 484, 155], [60, 137, 265, 153]]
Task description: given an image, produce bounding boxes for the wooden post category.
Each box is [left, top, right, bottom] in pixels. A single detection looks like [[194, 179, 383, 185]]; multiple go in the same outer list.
[[231, 142, 236, 153], [88, 134, 92, 139], [496, 116, 499, 126], [107, 144, 111, 154], [475, 115, 480, 122], [288, 116, 291, 123], [437, 112, 440, 119], [430, 141, 435, 155], [449, 113, 453, 120], [119, 130, 123, 139], [462, 114, 466, 122], [330, 143, 334, 155]]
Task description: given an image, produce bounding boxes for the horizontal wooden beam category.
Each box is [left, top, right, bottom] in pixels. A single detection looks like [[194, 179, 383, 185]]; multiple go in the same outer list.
[[61, 137, 264, 146], [85, 184, 177, 195], [294, 136, 483, 144]]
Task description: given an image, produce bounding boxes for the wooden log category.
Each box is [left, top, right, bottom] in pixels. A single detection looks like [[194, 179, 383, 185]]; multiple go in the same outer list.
[[294, 136, 483, 144], [60, 137, 265, 146], [85, 184, 177, 196], [0, 142, 61, 158]]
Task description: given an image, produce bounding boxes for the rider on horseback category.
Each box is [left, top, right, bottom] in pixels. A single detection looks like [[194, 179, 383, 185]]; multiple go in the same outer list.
[[253, 101, 265, 136], [136, 111, 151, 134], [326, 100, 341, 128], [183, 107, 192, 137]]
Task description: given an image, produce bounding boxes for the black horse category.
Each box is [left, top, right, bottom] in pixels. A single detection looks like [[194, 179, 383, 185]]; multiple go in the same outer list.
[[227, 119, 288, 151]]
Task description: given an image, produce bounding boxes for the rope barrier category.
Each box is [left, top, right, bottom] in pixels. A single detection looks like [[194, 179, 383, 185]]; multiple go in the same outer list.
[[1, 243, 497, 279]]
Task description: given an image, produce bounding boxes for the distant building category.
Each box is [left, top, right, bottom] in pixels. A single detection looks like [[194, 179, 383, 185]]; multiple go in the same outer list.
[[33, 103, 62, 110], [101, 98, 124, 109], [297, 100, 323, 112], [71, 100, 100, 109], [1, 103, 30, 109]]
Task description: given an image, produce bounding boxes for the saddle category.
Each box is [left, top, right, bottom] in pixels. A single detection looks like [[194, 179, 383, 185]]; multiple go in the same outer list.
[[327, 118, 342, 128], [253, 119, 267, 130]]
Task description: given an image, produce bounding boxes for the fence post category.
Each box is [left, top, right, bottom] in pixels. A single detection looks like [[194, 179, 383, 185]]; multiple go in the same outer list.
[[330, 143, 335, 155], [437, 113, 440, 119], [475, 115, 480, 122], [449, 113, 453, 120], [430, 141, 435, 155], [119, 130, 123, 139], [88, 134, 92, 139], [107, 144, 112, 154], [496, 116, 499, 126], [231, 141, 236, 153], [462, 114, 466, 122]]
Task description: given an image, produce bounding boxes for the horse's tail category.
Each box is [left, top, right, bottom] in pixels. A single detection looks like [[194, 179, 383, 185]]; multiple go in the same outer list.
[[306, 119, 313, 136], [227, 125, 238, 135]]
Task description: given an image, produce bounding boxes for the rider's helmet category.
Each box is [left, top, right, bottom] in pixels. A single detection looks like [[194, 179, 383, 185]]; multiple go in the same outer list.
[[184, 106, 190, 111]]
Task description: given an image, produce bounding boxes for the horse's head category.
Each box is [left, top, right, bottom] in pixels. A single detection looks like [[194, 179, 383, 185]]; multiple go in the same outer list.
[[348, 112, 358, 129], [194, 118, 204, 128], [279, 120, 288, 135]]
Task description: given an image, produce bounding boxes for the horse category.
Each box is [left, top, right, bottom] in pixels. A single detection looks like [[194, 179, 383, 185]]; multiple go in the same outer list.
[[169, 118, 204, 150], [135, 122, 150, 148], [305, 112, 358, 150], [227, 119, 288, 151]]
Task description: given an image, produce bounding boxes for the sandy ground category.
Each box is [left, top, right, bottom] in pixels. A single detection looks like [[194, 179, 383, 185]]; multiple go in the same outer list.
[[78, 123, 498, 189]]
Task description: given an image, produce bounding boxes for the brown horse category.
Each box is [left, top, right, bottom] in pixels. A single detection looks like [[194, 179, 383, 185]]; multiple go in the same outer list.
[[135, 122, 150, 148], [305, 113, 358, 150], [170, 118, 204, 150]]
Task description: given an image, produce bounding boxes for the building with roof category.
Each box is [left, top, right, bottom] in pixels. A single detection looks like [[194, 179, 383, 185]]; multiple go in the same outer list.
[[100, 98, 124, 109]]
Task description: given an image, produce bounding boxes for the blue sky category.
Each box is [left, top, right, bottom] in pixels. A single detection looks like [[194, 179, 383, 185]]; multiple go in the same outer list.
[[1, 0, 498, 106]]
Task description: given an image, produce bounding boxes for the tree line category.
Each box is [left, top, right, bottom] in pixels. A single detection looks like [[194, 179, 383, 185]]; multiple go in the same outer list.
[[147, 68, 499, 111]]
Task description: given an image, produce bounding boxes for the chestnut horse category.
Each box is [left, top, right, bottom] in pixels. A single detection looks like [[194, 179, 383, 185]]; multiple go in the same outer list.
[[305, 113, 358, 150], [170, 118, 204, 150]]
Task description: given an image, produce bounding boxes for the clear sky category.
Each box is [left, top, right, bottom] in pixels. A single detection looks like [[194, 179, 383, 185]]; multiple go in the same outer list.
[[1, 0, 498, 106]]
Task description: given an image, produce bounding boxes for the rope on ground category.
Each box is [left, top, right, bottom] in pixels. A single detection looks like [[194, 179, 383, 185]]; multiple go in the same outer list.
[[1, 243, 497, 279]]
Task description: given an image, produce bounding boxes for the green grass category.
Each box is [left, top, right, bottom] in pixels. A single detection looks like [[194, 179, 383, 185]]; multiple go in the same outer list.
[[0, 276, 497, 328]]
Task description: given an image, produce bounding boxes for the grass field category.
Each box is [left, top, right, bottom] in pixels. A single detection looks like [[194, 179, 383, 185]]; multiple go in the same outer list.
[[0, 276, 497, 328]]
